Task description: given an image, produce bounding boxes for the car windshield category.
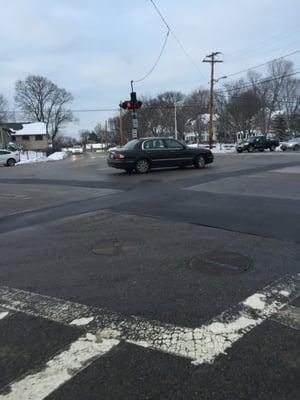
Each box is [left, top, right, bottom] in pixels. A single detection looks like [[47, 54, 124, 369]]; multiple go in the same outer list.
[[123, 139, 140, 150]]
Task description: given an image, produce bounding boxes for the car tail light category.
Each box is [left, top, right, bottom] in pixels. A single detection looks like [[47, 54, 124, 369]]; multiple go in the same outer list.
[[114, 152, 125, 160]]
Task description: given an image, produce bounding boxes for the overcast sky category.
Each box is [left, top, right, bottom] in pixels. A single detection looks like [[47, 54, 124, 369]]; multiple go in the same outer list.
[[1, 0, 300, 137]]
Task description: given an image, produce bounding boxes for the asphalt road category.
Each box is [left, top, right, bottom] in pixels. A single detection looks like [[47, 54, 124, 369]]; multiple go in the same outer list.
[[0, 151, 299, 400]]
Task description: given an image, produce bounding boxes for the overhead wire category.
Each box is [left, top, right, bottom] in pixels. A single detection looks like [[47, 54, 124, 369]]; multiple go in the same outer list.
[[224, 49, 300, 79], [225, 25, 300, 60], [216, 70, 300, 94], [149, 0, 207, 83], [132, 29, 170, 84]]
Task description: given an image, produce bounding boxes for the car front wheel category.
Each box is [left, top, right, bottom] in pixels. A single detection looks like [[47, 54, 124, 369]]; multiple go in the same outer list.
[[135, 159, 150, 174], [6, 158, 16, 166], [194, 155, 206, 169]]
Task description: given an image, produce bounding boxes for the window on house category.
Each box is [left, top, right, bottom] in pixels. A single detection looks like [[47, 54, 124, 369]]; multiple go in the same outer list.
[[11, 136, 16, 141], [35, 135, 43, 141], [22, 135, 30, 141]]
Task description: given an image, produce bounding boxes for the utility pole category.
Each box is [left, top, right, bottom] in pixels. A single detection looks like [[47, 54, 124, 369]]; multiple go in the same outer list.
[[131, 81, 138, 139], [119, 106, 123, 146], [203, 52, 223, 149], [174, 101, 178, 140]]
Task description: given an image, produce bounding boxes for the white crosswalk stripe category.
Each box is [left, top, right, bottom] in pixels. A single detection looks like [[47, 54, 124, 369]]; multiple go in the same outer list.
[[0, 273, 299, 399], [0, 334, 118, 400]]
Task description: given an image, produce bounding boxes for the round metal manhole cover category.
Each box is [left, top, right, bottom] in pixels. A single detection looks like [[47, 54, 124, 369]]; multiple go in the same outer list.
[[92, 239, 142, 256], [190, 251, 252, 275]]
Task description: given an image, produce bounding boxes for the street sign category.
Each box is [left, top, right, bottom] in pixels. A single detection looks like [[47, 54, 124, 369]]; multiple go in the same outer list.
[[132, 119, 138, 128], [132, 128, 138, 138]]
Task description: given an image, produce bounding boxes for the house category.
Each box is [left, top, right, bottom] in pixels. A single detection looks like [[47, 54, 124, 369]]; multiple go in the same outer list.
[[0, 122, 24, 148], [11, 122, 49, 151], [184, 114, 218, 143]]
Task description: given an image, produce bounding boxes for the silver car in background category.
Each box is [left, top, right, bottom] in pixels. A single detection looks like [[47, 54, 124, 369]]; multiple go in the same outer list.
[[281, 137, 300, 151], [0, 149, 20, 166]]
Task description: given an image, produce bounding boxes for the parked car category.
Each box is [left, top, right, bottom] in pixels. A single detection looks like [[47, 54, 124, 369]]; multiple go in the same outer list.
[[280, 137, 300, 151], [0, 149, 20, 166], [107, 138, 214, 173], [236, 136, 279, 153], [71, 145, 83, 154]]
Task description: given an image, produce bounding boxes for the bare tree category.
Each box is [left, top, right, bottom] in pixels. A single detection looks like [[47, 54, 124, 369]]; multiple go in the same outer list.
[[15, 75, 74, 142], [0, 94, 8, 122]]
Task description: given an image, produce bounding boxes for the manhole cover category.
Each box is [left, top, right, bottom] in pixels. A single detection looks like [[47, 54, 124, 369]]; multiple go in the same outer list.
[[190, 251, 251, 275], [92, 239, 142, 256]]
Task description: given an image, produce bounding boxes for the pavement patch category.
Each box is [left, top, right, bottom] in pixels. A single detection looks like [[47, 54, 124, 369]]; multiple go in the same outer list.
[[190, 251, 251, 275], [91, 239, 143, 256]]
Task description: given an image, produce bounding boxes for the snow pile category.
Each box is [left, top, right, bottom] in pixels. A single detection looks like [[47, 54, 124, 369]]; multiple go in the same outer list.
[[17, 151, 48, 165], [188, 143, 236, 154], [17, 150, 68, 165], [48, 151, 68, 161]]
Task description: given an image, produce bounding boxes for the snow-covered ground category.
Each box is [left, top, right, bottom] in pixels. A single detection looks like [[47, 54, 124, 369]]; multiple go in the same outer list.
[[187, 143, 282, 153], [17, 151, 68, 165], [187, 143, 236, 154]]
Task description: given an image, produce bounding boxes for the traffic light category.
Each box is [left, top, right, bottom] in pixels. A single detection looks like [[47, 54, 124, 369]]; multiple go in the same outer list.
[[119, 92, 142, 110], [120, 101, 133, 110], [135, 100, 142, 109]]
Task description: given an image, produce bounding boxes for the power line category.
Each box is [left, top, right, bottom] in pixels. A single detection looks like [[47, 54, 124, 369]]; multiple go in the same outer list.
[[149, 0, 207, 83], [224, 49, 300, 79], [225, 25, 300, 60], [132, 29, 170, 84], [216, 70, 300, 94]]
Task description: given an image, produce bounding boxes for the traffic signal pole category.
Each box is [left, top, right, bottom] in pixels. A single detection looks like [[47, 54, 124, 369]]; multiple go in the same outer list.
[[203, 52, 223, 149], [120, 83, 143, 140], [131, 81, 138, 139]]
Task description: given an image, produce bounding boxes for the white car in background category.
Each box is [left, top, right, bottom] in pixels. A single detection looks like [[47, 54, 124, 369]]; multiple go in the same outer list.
[[71, 145, 84, 154], [0, 149, 20, 166], [280, 137, 300, 151]]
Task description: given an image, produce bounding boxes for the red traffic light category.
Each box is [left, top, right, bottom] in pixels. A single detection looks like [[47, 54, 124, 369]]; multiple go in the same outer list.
[[120, 101, 133, 110], [119, 99, 142, 110]]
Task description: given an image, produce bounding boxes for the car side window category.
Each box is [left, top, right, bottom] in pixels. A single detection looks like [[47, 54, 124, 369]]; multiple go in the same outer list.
[[143, 139, 165, 150], [164, 139, 184, 149], [0, 151, 9, 155]]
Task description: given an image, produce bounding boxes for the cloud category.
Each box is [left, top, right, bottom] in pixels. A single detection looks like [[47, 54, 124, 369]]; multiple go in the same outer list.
[[1, 0, 299, 136]]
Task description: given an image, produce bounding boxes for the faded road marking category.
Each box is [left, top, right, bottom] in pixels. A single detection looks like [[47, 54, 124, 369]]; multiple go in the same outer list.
[[0, 334, 119, 400], [70, 316, 94, 326], [271, 305, 300, 331], [0, 310, 9, 320], [0, 274, 299, 366]]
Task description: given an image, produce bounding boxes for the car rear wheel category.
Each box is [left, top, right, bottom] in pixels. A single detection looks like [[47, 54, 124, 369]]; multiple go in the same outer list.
[[294, 144, 299, 151], [135, 159, 150, 174], [194, 155, 206, 169], [236, 148, 243, 153], [6, 158, 16, 167]]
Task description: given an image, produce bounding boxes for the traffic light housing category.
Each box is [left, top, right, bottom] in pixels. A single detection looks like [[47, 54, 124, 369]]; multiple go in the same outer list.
[[120, 101, 133, 110], [120, 92, 142, 110], [135, 100, 142, 109]]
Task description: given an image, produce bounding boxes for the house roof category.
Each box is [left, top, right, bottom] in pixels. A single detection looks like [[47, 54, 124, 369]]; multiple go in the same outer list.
[[12, 122, 47, 136]]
